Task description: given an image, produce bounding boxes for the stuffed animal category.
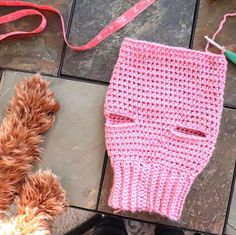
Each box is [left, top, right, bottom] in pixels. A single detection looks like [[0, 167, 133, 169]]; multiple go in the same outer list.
[[0, 74, 66, 234]]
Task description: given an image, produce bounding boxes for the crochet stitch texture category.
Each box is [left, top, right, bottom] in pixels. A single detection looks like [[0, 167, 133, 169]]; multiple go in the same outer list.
[[104, 38, 227, 220]]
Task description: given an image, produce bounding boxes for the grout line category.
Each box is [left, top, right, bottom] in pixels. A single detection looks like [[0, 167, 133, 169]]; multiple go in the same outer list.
[[2, 68, 236, 110], [223, 104, 236, 110], [222, 162, 236, 235], [0, 70, 4, 82], [0, 67, 36, 75], [57, 0, 77, 77], [69, 205, 216, 235], [228, 223, 236, 231], [0, 67, 109, 86], [95, 153, 108, 210], [0, 67, 59, 78], [59, 73, 109, 86], [189, 0, 200, 49]]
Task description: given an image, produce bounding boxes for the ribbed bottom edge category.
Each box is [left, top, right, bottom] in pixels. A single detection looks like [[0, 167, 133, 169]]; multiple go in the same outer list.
[[109, 159, 195, 221]]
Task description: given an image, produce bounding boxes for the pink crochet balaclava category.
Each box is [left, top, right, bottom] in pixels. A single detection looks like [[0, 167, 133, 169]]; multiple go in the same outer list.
[[104, 38, 227, 220]]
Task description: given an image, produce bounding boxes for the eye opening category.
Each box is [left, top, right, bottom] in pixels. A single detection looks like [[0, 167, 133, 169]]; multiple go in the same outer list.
[[106, 113, 134, 125], [173, 126, 206, 139]]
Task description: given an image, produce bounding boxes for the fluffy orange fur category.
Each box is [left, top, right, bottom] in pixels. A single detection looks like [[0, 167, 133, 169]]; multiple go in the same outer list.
[[0, 74, 67, 234], [0, 74, 60, 217], [0, 170, 66, 235], [18, 170, 66, 221]]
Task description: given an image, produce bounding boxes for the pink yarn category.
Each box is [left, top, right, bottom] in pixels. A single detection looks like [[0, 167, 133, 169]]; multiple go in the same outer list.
[[104, 38, 227, 220], [205, 12, 236, 52]]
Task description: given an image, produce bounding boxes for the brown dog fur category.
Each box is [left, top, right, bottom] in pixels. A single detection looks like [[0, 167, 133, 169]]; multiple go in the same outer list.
[[18, 170, 66, 221], [0, 170, 66, 235], [0, 74, 60, 217]]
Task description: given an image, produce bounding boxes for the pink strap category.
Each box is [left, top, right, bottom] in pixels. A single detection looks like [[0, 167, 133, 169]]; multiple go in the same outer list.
[[205, 12, 236, 52], [0, 0, 156, 51]]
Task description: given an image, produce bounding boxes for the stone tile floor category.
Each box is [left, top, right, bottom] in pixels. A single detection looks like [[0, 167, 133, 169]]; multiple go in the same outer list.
[[53, 204, 236, 234], [62, 0, 196, 82], [99, 110, 236, 234], [0, 0, 236, 234], [0, 71, 107, 210], [51, 207, 198, 235], [0, 0, 74, 75], [227, 185, 236, 235]]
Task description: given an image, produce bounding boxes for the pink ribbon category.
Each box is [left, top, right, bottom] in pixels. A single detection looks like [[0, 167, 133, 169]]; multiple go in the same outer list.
[[0, 0, 156, 51]]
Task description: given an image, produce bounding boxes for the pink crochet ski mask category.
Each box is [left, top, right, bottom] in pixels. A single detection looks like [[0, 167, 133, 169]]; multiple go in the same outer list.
[[104, 37, 227, 221], [0, 0, 228, 221]]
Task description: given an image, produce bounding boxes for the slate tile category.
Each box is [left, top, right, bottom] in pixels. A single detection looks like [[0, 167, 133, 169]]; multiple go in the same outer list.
[[62, 0, 196, 82], [227, 180, 236, 235], [98, 108, 236, 234], [0, 71, 107, 209], [226, 224, 236, 235], [193, 0, 236, 107], [52, 208, 98, 235], [0, 0, 73, 76]]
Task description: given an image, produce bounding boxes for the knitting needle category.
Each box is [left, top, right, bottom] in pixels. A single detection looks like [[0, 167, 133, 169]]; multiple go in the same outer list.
[[204, 36, 236, 65]]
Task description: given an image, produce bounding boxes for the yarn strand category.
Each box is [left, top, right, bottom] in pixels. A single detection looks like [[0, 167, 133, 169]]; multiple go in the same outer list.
[[205, 13, 236, 52]]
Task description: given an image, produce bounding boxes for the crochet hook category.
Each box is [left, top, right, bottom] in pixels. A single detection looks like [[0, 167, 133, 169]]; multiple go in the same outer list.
[[205, 36, 236, 65]]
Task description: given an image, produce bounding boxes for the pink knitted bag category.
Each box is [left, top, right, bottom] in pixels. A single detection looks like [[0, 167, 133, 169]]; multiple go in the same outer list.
[[104, 19, 230, 219]]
